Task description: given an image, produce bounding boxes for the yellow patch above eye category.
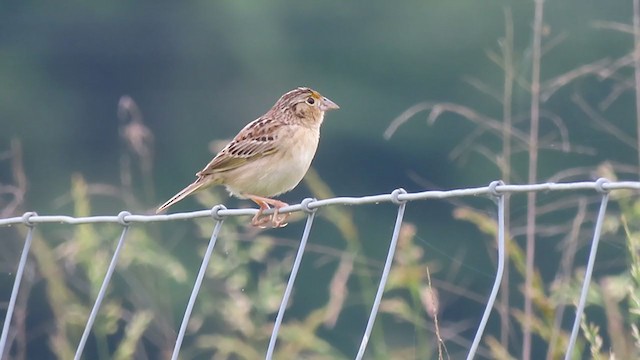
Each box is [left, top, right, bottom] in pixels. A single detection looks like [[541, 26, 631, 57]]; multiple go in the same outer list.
[[309, 91, 322, 100]]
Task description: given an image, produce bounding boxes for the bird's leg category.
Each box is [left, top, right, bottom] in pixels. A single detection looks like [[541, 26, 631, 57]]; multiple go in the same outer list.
[[269, 199, 290, 228], [247, 195, 290, 228]]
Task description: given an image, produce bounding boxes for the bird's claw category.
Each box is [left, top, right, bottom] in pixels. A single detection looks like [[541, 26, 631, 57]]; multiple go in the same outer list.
[[250, 209, 289, 228], [251, 212, 272, 228], [271, 212, 289, 228]]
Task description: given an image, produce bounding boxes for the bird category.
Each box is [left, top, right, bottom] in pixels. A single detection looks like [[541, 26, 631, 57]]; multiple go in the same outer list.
[[156, 87, 339, 228]]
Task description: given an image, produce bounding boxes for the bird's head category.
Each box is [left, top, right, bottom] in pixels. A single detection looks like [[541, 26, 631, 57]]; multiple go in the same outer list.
[[275, 87, 339, 123]]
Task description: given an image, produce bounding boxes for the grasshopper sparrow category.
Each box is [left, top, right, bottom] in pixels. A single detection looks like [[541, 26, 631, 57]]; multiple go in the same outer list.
[[156, 87, 339, 227]]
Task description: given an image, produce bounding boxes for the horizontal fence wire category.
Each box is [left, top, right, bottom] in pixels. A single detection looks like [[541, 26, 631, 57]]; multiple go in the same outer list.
[[1, 179, 639, 359]]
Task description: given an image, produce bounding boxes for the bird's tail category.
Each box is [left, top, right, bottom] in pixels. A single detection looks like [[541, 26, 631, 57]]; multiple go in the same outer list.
[[156, 179, 208, 214]]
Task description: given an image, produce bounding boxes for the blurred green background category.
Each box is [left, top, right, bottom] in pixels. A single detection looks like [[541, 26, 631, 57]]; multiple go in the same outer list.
[[1, 1, 639, 359]]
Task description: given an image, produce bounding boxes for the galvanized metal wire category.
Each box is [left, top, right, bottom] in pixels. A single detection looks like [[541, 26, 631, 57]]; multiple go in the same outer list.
[[1, 179, 639, 359]]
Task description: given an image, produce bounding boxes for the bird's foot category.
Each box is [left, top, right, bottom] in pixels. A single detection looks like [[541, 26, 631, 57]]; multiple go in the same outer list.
[[270, 208, 290, 228], [251, 211, 272, 228], [248, 195, 289, 228]]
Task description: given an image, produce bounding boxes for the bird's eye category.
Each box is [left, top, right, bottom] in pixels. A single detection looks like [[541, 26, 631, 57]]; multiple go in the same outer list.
[[306, 97, 315, 105]]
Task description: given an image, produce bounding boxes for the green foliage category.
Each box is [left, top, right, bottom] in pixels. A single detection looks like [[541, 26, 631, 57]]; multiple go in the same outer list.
[[1, 166, 450, 359], [573, 191, 640, 360]]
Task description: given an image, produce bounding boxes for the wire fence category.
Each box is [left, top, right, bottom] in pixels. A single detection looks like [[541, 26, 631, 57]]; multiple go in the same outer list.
[[1, 179, 639, 359]]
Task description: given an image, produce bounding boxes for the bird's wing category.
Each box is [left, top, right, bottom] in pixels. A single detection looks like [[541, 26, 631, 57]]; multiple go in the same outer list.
[[196, 117, 284, 176]]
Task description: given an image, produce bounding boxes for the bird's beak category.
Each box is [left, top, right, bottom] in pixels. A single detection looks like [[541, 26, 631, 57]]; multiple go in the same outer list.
[[319, 97, 340, 111]]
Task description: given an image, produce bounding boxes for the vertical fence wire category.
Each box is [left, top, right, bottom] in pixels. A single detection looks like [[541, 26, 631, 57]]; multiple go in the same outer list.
[[0, 213, 36, 359], [564, 189, 610, 360], [355, 189, 407, 360], [467, 181, 506, 360], [266, 198, 317, 359], [74, 211, 132, 360], [171, 205, 226, 360]]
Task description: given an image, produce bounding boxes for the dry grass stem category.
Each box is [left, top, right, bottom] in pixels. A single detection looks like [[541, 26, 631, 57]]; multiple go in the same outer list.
[[572, 93, 638, 149], [595, 53, 633, 80], [523, 2, 545, 358], [599, 78, 634, 110], [541, 58, 612, 101], [463, 76, 504, 103], [323, 254, 354, 328], [633, 0, 640, 177], [592, 21, 634, 34], [425, 267, 449, 360]]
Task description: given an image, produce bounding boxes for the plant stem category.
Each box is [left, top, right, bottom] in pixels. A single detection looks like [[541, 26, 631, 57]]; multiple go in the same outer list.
[[524, 1, 545, 359], [633, 0, 640, 179], [500, 7, 514, 350]]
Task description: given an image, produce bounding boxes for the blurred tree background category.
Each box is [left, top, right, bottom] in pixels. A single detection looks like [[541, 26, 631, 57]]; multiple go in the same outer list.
[[2, 1, 640, 359]]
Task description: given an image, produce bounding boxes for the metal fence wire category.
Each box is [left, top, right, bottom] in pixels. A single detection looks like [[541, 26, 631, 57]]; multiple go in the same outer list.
[[1, 179, 639, 359]]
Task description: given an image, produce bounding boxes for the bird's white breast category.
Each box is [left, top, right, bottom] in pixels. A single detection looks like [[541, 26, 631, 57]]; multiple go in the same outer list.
[[223, 124, 320, 198]]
